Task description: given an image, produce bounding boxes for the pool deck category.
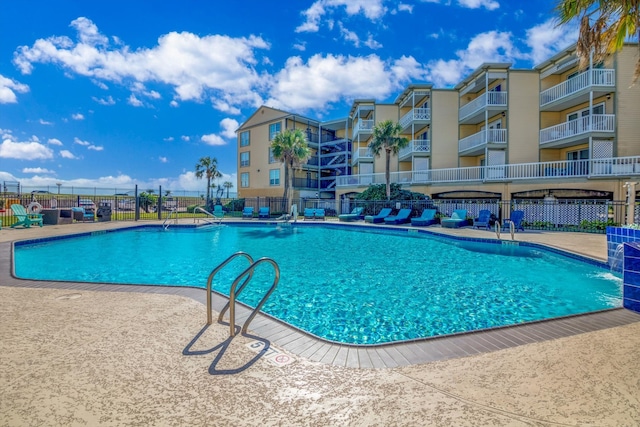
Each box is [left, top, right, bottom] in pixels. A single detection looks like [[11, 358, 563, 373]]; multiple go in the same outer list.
[[2, 219, 640, 426]]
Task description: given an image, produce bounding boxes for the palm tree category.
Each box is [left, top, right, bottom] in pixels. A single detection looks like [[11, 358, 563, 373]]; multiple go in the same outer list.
[[557, 0, 640, 81], [195, 156, 222, 209], [271, 129, 311, 212], [223, 181, 234, 198], [368, 120, 409, 200]]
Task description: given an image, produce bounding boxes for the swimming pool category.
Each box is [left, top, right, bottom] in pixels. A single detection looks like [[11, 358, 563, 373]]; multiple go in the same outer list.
[[13, 224, 621, 344]]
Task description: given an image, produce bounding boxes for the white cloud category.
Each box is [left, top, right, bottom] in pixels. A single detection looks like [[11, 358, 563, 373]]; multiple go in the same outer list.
[[0, 136, 54, 160], [397, 3, 413, 13], [72, 113, 84, 120], [93, 95, 115, 105], [88, 145, 104, 151], [201, 134, 226, 146], [14, 17, 270, 112], [159, 156, 168, 163], [48, 138, 63, 146], [524, 18, 578, 65], [293, 42, 306, 51], [128, 94, 143, 107], [59, 149, 77, 159], [266, 53, 424, 111], [39, 119, 53, 125], [339, 23, 360, 47], [296, 0, 387, 33], [169, 100, 179, 107], [74, 137, 90, 146], [163, 136, 175, 142], [181, 135, 190, 142], [220, 118, 239, 138], [457, 0, 500, 10], [23, 167, 55, 174], [0, 74, 29, 103], [364, 34, 383, 49]]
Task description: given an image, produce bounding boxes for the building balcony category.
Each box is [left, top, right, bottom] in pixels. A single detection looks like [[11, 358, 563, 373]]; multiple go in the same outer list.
[[458, 129, 507, 155], [335, 156, 640, 187], [540, 69, 615, 111], [352, 119, 374, 139], [539, 114, 615, 148], [399, 107, 431, 131], [351, 147, 374, 165], [459, 91, 507, 124], [399, 140, 431, 161]]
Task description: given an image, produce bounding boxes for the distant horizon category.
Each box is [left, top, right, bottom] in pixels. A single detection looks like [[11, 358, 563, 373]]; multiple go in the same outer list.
[[1, 0, 577, 191]]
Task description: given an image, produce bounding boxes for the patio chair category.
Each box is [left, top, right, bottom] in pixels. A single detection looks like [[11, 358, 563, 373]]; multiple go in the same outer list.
[[213, 205, 224, 220], [440, 209, 468, 228], [258, 207, 270, 219], [71, 207, 95, 222], [502, 210, 525, 232], [338, 207, 364, 222], [10, 204, 44, 228], [242, 206, 254, 219], [411, 209, 437, 227], [315, 209, 326, 220], [473, 209, 491, 230], [384, 208, 412, 225], [364, 208, 392, 224], [304, 208, 315, 220]]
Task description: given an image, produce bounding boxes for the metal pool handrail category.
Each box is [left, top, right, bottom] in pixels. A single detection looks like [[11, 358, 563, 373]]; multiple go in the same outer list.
[[206, 251, 255, 325]]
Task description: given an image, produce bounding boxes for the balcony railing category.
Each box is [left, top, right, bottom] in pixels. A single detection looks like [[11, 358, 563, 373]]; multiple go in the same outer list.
[[335, 156, 640, 187], [399, 107, 431, 129], [459, 91, 507, 121], [352, 119, 374, 139], [352, 147, 374, 164], [399, 140, 431, 159], [539, 114, 615, 145], [293, 177, 319, 189], [540, 69, 615, 107], [458, 129, 507, 153]]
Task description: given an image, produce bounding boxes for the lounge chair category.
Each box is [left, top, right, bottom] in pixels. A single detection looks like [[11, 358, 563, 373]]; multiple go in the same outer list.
[[242, 206, 254, 219], [10, 204, 43, 228], [441, 209, 468, 228], [384, 208, 412, 225], [364, 208, 392, 224], [338, 207, 364, 222], [258, 207, 270, 219], [315, 209, 326, 221], [213, 205, 224, 219], [502, 210, 525, 232], [411, 209, 437, 227], [71, 207, 95, 222], [303, 208, 315, 220], [473, 209, 491, 230]]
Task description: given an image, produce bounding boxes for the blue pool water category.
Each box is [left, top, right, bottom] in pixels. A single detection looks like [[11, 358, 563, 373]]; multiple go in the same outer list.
[[14, 225, 622, 344]]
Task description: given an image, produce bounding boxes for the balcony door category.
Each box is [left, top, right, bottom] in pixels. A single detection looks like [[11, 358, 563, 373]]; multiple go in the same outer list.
[[567, 148, 589, 175]]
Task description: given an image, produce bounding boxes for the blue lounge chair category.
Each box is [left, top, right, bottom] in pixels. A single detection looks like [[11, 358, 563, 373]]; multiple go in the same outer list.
[[441, 209, 468, 228], [384, 208, 412, 225], [364, 208, 392, 224], [473, 209, 491, 230], [315, 209, 326, 220], [10, 204, 43, 228], [213, 205, 224, 219], [71, 207, 95, 222], [303, 208, 315, 220], [338, 207, 364, 222], [502, 210, 525, 232], [242, 206, 254, 219], [258, 207, 270, 219], [411, 209, 437, 227]]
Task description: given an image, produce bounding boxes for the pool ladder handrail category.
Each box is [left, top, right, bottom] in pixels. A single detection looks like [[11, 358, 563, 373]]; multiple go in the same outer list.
[[194, 206, 222, 226], [206, 251, 281, 337], [162, 208, 179, 230], [495, 220, 515, 240]]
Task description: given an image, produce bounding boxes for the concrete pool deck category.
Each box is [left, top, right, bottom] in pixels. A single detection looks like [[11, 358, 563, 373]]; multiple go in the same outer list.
[[2, 220, 640, 426]]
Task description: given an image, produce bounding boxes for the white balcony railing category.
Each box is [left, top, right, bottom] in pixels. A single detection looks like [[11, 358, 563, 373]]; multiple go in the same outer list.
[[352, 147, 374, 163], [335, 156, 640, 187], [352, 119, 374, 139], [459, 91, 507, 121], [540, 69, 615, 107], [399, 107, 431, 129], [539, 114, 615, 145], [458, 129, 507, 152], [399, 139, 431, 158]]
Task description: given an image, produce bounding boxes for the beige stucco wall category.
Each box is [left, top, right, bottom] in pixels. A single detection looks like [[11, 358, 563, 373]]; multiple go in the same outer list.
[[615, 44, 640, 157], [430, 89, 459, 169], [508, 70, 540, 164]]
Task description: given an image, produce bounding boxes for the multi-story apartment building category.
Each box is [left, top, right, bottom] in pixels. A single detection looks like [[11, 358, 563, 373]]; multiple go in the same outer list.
[[237, 43, 640, 203]]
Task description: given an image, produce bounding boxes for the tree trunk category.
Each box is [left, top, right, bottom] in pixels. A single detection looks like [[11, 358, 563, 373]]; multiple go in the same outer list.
[[206, 177, 211, 208], [385, 147, 391, 200], [283, 162, 290, 212]]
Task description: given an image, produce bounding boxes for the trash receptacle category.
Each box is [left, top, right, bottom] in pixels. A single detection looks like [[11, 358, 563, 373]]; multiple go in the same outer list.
[[97, 204, 112, 222]]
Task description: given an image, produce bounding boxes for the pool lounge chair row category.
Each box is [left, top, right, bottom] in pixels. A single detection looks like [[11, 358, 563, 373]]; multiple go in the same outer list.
[[304, 208, 325, 220], [241, 206, 271, 219], [363, 208, 437, 227]]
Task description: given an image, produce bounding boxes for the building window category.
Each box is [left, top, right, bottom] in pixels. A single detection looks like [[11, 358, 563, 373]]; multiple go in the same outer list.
[[269, 169, 280, 186], [269, 122, 281, 140], [240, 152, 250, 167], [268, 148, 277, 163], [241, 173, 249, 188], [240, 131, 250, 147]]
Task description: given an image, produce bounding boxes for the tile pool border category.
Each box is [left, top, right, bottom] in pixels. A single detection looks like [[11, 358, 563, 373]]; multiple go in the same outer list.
[[4, 222, 639, 368]]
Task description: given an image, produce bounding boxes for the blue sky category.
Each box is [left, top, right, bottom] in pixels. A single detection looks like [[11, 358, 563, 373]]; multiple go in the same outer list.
[[0, 0, 577, 193]]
